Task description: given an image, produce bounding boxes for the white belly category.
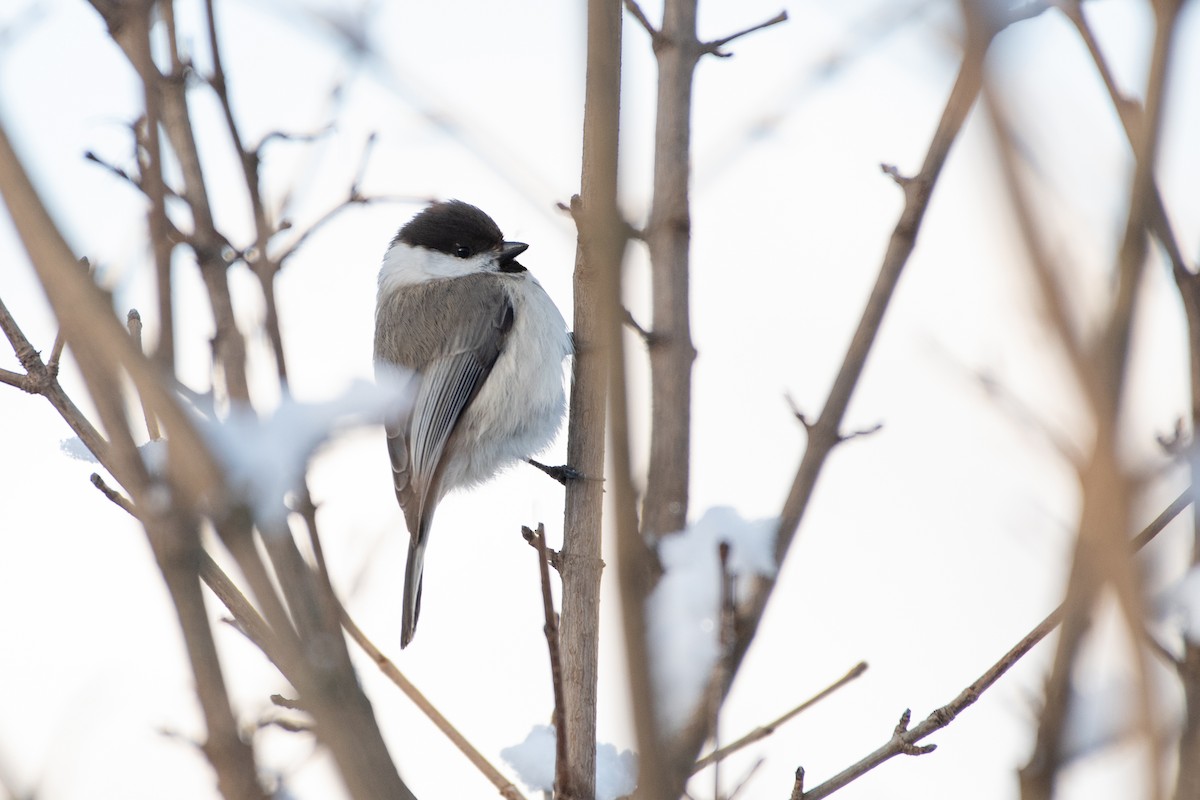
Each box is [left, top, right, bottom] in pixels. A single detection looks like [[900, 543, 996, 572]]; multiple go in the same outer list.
[[441, 274, 571, 491]]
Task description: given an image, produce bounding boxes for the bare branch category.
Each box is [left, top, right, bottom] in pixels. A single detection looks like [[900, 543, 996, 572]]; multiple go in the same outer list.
[[986, 98, 1096, 408], [45, 329, 66, 375], [966, 366, 1084, 466], [1056, 38, 1200, 788], [799, 486, 1192, 799], [622, 307, 653, 345], [701, 10, 787, 57], [252, 124, 334, 155], [92, 471, 285, 671], [347, 131, 378, 198], [790, 767, 805, 800], [338, 602, 528, 800], [84, 149, 138, 185], [669, 27, 1004, 775], [273, 191, 426, 265], [203, 0, 293, 384], [726, 758, 765, 799], [839, 422, 882, 443], [127, 309, 161, 440], [622, 0, 658, 38], [772, 20, 988, 620], [524, 524, 570, 798], [709, 542, 737, 796], [560, 0, 628, 793], [90, 472, 137, 516], [2, 52, 265, 795], [641, 0, 701, 543], [1016, 2, 1182, 793], [0, 294, 109, 466], [879, 162, 913, 188], [0, 367, 27, 390], [692, 661, 868, 774], [97, 0, 251, 402]]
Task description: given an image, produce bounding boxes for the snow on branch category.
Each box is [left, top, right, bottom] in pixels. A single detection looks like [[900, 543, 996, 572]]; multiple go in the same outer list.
[[204, 369, 415, 528], [501, 725, 637, 800], [646, 506, 778, 734]]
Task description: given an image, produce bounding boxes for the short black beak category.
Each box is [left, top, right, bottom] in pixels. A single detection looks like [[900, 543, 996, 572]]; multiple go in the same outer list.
[[499, 241, 529, 263], [499, 241, 529, 272]]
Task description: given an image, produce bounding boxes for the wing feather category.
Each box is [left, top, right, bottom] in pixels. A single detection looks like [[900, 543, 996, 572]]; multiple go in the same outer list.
[[376, 274, 514, 543]]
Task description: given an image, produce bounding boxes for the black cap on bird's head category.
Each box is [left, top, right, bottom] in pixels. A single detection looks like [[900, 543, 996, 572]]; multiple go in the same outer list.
[[395, 200, 527, 272]]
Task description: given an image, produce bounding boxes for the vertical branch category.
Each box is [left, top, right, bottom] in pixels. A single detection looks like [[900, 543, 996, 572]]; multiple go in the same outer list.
[[135, 7, 176, 374], [524, 525, 570, 798], [641, 0, 700, 540], [559, 0, 624, 796], [1171, 300, 1200, 794], [1017, 2, 1182, 796], [127, 310, 161, 440], [610, 220, 665, 798], [204, 0, 289, 384], [1171, 177, 1200, 800]]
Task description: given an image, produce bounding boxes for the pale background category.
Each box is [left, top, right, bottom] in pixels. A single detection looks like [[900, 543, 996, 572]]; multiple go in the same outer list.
[[1, 0, 1198, 798]]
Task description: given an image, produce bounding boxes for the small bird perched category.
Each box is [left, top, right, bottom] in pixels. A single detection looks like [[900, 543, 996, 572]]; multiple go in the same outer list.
[[374, 200, 572, 648]]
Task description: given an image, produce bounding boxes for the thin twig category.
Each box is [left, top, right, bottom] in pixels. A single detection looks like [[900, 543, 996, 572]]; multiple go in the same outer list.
[[524, 524, 570, 799], [692, 661, 868, 773], [204, 0, 294, 385], [252, 124, 334, 155], [132, 46, 175, 374], [337, 603, 529, 800], [799, 486, 1192, 799], [90, 472, 137, 516], [1060, 2, 1190, 282], [790, 767, 804, 800], [726, 757, 764, 799], [0, 367, 28, 390], [150, 0, 251, 402], [48, 257, 91, 377], [622, 307, 653, 345], [46, 330, 66, 375], [127, 309, 160, 440], [0, 369, 28, 391], [622, 0, 658, 37], [198, 551, 282, 671], [702, 10, 788, 57], [84, 149, 138, 185], [272, 191, 426, 265], [348, 131, 378, 198], [965, 365, 1083, 466], [99, 523, 270, 680], [710, 542, 736, 796], [0, 295, 109, 466]]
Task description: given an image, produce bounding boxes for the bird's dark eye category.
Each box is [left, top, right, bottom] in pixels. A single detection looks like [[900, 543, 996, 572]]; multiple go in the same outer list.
[[454, 245, 472, 258]]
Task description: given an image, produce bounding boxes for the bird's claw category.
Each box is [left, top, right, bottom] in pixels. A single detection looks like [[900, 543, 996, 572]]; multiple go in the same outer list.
[[526, 459, 582, 485]]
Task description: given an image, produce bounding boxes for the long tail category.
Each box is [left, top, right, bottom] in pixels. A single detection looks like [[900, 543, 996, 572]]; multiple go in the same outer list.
[[401, 532, 428, 648]]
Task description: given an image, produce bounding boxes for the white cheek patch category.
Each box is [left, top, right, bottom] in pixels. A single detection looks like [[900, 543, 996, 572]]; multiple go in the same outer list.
[[378, 242, 494, 297]]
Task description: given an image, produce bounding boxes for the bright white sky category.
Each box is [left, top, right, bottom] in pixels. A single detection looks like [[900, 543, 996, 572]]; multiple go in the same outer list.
[[1, 0, 1199, 798]]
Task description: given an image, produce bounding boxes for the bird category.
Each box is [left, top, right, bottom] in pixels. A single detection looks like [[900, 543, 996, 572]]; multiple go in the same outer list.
[[374, 200, 572, 647]]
